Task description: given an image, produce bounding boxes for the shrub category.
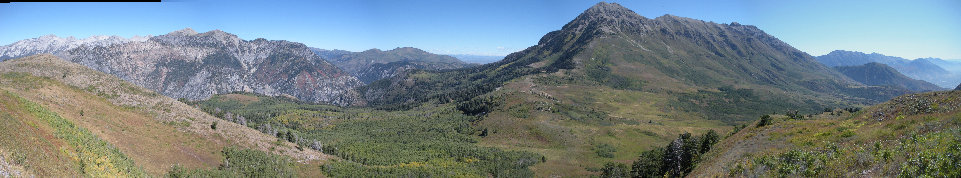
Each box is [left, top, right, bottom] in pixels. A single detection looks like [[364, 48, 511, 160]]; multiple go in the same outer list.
[[594, 143, 617, 158], [9, 151, 26, 165], [631, 148, 664, 177], [757, 115, 772, 128], [166, 147, 295, 177], [628, 131, 720, 177], [786, 110, 803, 120], [600, 162, 629, 178]]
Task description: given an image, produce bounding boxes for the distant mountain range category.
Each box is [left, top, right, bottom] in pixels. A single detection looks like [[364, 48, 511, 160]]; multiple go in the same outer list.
[[816, 50, 960, 88], [925, 57, 961, 73], [834, 62, 943, 92], [446, 54, 505, 64], [0, 34, 149, 61], [0, 31, 481, 106], [0, 28, 364, 106], [311, 47, 475, 84]]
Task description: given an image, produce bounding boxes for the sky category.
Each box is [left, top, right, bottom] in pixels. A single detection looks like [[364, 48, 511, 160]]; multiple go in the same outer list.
[[1, 0, 959, 59]]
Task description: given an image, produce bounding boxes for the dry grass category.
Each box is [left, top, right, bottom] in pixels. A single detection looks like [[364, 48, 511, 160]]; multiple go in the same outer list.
[[0, 54, 332, 176], [0, 74, 222, 175], [693, 90, 961, 177], [0, 91, 80, 177], [0, 149, 33, 177]]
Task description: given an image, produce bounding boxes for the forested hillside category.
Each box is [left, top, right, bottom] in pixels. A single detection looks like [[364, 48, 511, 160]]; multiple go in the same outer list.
[[312, 47, 474, 84]]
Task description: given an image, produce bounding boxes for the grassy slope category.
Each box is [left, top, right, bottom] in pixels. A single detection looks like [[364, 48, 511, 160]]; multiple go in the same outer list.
[[0, 54, 330, 176], [0, 89, 145, 177], [0, 72, 220, 175], [475, 71, 730, 177], [0, 90, 83, 177], [469, 32, 856, 177], [693, 90, 961, 177]]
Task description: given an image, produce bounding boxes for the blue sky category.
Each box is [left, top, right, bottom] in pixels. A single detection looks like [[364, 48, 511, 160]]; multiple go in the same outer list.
[[1, 0, 959, 59]]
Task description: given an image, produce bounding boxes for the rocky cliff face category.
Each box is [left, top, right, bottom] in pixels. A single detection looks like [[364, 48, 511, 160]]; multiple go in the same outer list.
[[0, 34, 148, 61], [57, 28, 363, 106], [313, 47, 473, 84]]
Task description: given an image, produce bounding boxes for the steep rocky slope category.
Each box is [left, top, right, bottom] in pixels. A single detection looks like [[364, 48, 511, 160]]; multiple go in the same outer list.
[[57, 28, 363, 106], [834, 62, 944, 92], [312, 47, 473, 84]]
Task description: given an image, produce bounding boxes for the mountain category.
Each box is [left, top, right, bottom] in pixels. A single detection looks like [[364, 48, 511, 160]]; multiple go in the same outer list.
[[815, 50, 904, 67], [0, 54, 328, 176], [55, 28, 363, 106], [0, 34, 149, 61], [355, 3, 908, 176], [833, 62, 943, 92], [816, 50, 958, 88], [924, 57, 961, 72], [311, 47, 474, 84], [361, 2, 902, 112]]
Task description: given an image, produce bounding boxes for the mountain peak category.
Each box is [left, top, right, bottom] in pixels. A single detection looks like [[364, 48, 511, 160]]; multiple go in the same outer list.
[[198, 29, 238, 38], [39, 34, 60, 39], [585, 2, 630, 14], [167, 28, 199, 36], [201, 29, 227, 35], [654, 14, 687, 21], [391, 47, 425, 53], [579, 2, 642, 21], [554, 1, 646, 39]]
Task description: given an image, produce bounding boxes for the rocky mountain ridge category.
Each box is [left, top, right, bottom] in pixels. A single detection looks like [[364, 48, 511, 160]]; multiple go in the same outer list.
[[57, 28, 363, 106], [0, 34, 149, 61]]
